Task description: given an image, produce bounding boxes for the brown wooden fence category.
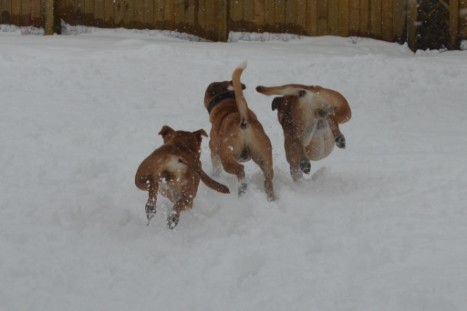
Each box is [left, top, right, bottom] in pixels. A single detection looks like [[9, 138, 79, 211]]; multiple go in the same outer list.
[[1, 0, 466, 50]]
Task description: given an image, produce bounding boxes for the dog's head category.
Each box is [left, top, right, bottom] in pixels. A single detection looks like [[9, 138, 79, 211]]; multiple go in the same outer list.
[[159, 125, 208, 152], [204, 81, 246, 110]]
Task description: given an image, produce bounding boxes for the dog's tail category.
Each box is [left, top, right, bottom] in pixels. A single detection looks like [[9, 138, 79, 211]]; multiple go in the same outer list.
[[232, 61, 249, 129], [180, 157, 230, 194], [195, 166, 230, 194]]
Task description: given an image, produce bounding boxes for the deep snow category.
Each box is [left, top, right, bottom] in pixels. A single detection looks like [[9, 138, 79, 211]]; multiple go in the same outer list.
[[1, 25, 467, 311]]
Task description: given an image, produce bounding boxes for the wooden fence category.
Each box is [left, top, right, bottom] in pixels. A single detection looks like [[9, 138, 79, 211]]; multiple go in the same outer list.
[[1, 0, 467, 50]]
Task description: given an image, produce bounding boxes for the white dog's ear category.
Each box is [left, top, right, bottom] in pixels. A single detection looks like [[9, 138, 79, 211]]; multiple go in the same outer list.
[[158, 125, 174, 138]]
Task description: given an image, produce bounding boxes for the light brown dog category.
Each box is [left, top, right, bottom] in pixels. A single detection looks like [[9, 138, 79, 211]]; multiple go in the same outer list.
[[256, 84, 351, 181], [204, 62, 275, 201], [135, 125, 230, 229]]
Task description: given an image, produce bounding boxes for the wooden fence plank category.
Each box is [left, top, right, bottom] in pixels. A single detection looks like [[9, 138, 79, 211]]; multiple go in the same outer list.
[[20, 0, 29, 25], [162, 0, 174, 28], [285, 0, 298, 30], [174, 0, 184, 26], [11, 0, 21, 25], [45, 0, 55, 33], [449, 0, 459, 48], [143, 0, 154, 26], [154, 0, 164, 25], [307, 0, 319, 35], [204, 0, 216, 38], [103, 0, 115, 26], [318, 0, 328, 35], [253, 0, 266, 29], [392, 0, 406, 42], [94, 0, 104, 25], [349, 0, 360, 35], [328, 0, 339, 34], [216, 0, 227, 41], [461, 0, 467, 38], [382, 0, 393, 41], [359, 0, 369, 35], [296, 0, 307, 32], [369, 0, 382, 37], [339, 0, 350, 36], [31, 0, 42, 27], [0, 0, 12, 24], [406, 0, 417, 50], [274, 0, 286, 26], [264, 0, 274, 29]]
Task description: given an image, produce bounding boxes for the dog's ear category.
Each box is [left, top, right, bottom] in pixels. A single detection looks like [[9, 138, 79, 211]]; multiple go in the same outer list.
[[272, 97, 283, 111], [158, 125, 175, 138], [241, 83, 246, 90], [193, 129, 208, 141]]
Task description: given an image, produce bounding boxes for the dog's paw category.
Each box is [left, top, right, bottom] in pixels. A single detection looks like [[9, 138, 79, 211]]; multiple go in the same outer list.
[[300, 159, 311, 174], [145, 204, 157, 222], [167, 212, 180, 229], [335, 135, 346, 149], [238, 183, 248, 196]]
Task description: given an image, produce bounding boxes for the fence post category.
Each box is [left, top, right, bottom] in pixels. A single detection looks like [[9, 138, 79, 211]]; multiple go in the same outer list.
[[44, 0, 55, 35], [218, 0, 228, 41], [406, 0, 418, 51], [450, 0, 460, 48]]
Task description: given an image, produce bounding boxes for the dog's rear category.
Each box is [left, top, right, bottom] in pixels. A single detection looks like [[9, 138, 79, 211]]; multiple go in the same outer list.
[[135, 126, 229, 229], [256, 84, 351, 181], [204, 63, 275, 201]]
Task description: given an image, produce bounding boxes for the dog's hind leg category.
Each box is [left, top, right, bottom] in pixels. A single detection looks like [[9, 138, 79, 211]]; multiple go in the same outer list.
[[251, 140, 276, 201], [167, 194, 194, 229], [145, 182, 159, 225], [283, 135, 307, 181], [328, 119, 346, 149], [220, 155, 247, 196], [209, 139, 222, 176]]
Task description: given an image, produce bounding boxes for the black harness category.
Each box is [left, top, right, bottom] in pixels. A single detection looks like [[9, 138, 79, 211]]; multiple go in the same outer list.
[[207, 91, 236, 114]]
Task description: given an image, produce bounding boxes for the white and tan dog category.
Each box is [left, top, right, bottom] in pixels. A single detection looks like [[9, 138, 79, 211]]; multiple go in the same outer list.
[[135, 125, 229, 229], [256, 84, 351, 181], [204, 62, 275, 201]]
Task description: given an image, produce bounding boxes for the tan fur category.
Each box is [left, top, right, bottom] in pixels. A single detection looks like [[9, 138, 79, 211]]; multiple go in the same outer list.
[[135, 125, 229, 229], [256, 84, 351, 181], [204, 63, 275, 201]]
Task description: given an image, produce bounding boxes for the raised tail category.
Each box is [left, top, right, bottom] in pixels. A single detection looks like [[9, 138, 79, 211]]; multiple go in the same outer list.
[[232, 61, 249, 128]]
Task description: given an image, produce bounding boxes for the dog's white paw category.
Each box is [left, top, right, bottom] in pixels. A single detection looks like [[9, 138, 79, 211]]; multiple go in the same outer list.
[[167, 212, 179, 229], [238, 182, 247, 196], [145, 204, 156, 224], [335, 135, 346, 149]]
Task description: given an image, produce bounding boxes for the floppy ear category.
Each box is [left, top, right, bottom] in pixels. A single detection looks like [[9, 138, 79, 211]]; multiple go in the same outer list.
[[241, 83, 246, 90], [271, 97, 283, 111], [158, 125, 175, 138], [193, 129, 208, 141]]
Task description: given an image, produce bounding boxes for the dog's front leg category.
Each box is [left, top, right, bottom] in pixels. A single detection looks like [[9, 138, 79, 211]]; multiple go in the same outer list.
[[167, 195, 193, 229], [145, 183, 159, 225]]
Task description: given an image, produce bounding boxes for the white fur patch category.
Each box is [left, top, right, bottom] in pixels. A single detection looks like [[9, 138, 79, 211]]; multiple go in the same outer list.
[[166, 156, 188, 173]]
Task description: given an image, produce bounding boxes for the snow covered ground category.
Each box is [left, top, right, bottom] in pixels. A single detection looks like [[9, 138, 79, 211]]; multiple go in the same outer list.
[[1, 25, 467, 311]]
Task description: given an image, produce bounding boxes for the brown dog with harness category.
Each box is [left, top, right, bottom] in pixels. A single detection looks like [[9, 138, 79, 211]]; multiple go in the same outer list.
[[204, 62, 275, 201]]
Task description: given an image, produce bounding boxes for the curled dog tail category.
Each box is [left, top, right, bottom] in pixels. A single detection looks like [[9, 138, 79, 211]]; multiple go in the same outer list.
[[232, 61, 249, 129]]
